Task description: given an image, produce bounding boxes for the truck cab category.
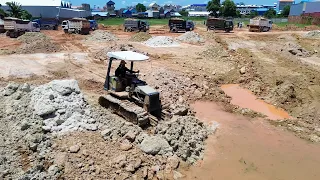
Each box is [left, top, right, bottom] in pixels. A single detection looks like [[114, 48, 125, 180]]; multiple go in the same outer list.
[[186, 20, 194, 31], [32, 22, 40, 32], [61, 20, 68, 30], [225, 20, 234, 32], [89, 20, 98, 31]]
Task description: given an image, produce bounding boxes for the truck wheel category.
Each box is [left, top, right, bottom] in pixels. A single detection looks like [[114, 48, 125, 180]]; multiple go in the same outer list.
[[75, 29, 80, 34], [64, 29, 68, 34], [9, 32, 15, 38]]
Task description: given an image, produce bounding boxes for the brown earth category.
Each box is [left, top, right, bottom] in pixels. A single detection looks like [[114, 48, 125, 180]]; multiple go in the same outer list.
[[1, 26, 320, 179]]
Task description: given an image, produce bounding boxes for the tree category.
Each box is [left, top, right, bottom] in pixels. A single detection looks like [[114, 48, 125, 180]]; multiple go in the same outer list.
[[220, 0, 237, 17], [207, 0, 220, 17], [249, 10, 258, 18], [236, 10, 241, 18], [21, 10, 32, 20], [264, 8, 276, 19], [179, 10, 188, 17], [6, 1, 23, 18], [136, 3, 146, 12], [0, 3, 8, 18], [282, 5, 290, 17]]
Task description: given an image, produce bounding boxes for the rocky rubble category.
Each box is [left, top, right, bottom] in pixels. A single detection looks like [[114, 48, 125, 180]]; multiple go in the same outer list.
[[304, 30, 320, 38], [281, 42, 311, 57], [85, 30, 118, 42], [30, 79, 98, 134], [0, 79, 217, 179], [144, 36, 180, 47], [176, 31, 204, 44]]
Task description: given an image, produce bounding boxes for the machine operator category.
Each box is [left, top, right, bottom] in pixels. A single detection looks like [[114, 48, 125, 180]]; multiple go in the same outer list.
[[115, 60, 139, 87]]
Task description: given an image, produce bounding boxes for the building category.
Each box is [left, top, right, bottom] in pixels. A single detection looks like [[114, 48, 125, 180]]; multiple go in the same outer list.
[[236, 4, 277, 15], [290, 1, 320, 16], [103, 0, 116, 16], [149, 3, 160, 11], [147, 3, 160, 18], [92, 12, 109, 20], [189, 4, 207, 11], [278, 0, 294, 12], [188, 11, 210, 17], [0, 0, 91, 19]]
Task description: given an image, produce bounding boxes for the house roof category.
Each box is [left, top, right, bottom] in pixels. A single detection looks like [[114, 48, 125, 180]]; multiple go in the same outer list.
[[0, 0, 70, 6], [107, 0, 115, 5], [149, 3, 159, 8], [191, 4, 207, 7]]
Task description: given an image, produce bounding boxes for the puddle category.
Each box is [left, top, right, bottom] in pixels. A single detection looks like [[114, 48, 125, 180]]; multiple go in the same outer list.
[[221, 84, 290, 120], [182, 101, 320, 180]]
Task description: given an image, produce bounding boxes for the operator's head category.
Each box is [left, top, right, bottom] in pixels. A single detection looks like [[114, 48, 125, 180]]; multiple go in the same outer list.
[[120, 60, 126, 66]]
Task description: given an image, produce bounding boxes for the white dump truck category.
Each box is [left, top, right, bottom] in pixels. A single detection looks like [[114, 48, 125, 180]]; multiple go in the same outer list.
[[62, 18, 90, 35], [4, 17, 40, 38], [248, 17, 272, 32]]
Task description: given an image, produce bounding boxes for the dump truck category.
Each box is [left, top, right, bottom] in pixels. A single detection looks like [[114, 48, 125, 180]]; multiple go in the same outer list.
[[0, 19, 4, 33], [99, 51, 171, 127], [124, 19, 149, 32], [206, 17, 234, 32], [62, 18, 90, 35], [248, 17, 272, 32], [32, 18, 59, 30], [168, 18, 194, 33], [4, 17, 40, 38]]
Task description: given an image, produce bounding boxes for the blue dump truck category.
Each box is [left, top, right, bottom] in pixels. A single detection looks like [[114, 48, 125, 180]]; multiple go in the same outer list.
[[89, 20, 98, 31], [32, 18, 59, 30]]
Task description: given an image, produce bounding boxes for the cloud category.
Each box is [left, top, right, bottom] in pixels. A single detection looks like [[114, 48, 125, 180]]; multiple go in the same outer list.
[[122, 1, 126, 5]]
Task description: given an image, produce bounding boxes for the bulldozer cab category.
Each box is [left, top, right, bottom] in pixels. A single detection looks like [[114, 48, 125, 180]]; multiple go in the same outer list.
[[103, 51, 149, 93]]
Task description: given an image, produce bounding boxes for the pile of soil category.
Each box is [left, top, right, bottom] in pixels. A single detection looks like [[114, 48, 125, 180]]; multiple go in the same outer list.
[[10, 32, 60, 54], [281, 42, 311, 57], [85, 30, 118, 42], [277, 34, 296, 41], [144, 36, 179, 47], [130, 32, 152, 42], [176, 32, 204, 44]]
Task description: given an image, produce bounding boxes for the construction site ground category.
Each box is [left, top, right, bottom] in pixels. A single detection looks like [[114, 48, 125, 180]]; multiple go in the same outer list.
[[1, 25, 320, 180]]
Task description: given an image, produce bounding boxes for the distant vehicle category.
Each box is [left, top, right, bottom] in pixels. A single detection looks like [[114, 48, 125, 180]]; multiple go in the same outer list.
[[206, 17, 234, 32], [168, 18, 195, 33], [248, 17, 272, 32], [0, 19, 5, 33], [124, 19, 149, 32], [89, 20, 98, 31], [32, 18, 59, 30], [4, 17, 40, 38], [62, 18, 90, 35]]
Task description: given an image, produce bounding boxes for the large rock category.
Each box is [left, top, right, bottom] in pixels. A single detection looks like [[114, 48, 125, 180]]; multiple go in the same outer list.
[[140, 136, 173, 155], [4, 82, 19, 96], [49, 79, 80, 95]]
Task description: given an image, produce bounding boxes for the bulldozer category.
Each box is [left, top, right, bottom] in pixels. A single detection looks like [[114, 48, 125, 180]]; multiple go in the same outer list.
[[99, 51, 166, 127]]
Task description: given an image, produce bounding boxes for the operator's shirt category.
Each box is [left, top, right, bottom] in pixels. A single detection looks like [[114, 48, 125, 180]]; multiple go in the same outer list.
[[115, 65, 133, 78]]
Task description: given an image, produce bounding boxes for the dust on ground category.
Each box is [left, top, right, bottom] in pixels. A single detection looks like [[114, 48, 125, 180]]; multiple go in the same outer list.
[[1, 26, 320, 180]]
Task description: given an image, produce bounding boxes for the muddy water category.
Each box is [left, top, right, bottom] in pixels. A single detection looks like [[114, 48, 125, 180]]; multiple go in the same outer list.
[[221, 84, 290, 120], [183, 101, 320, 180]]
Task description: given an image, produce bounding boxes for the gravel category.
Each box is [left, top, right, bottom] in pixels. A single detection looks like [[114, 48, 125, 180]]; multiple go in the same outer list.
[[304, 30, 320, 38], [176, 32, 204, 44], [144, 36, 180, 47], [85, 30, 118, 42]]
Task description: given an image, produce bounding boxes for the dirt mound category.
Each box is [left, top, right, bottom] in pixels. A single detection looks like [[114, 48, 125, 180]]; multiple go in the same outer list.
[[176, 31, 204, 44], [144, 36, 179, 47], [0, 79, 217, 179], [304, 30, 320, 38], [281, 42, 311, 57], [130, 32, 152, 42], [89, 44, 148, 61], [85, 30, 118, 42], [9, 32, 60, 54]]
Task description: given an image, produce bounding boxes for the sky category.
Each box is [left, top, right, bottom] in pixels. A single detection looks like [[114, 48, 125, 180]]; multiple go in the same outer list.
[[71, 0, 278, 8]]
